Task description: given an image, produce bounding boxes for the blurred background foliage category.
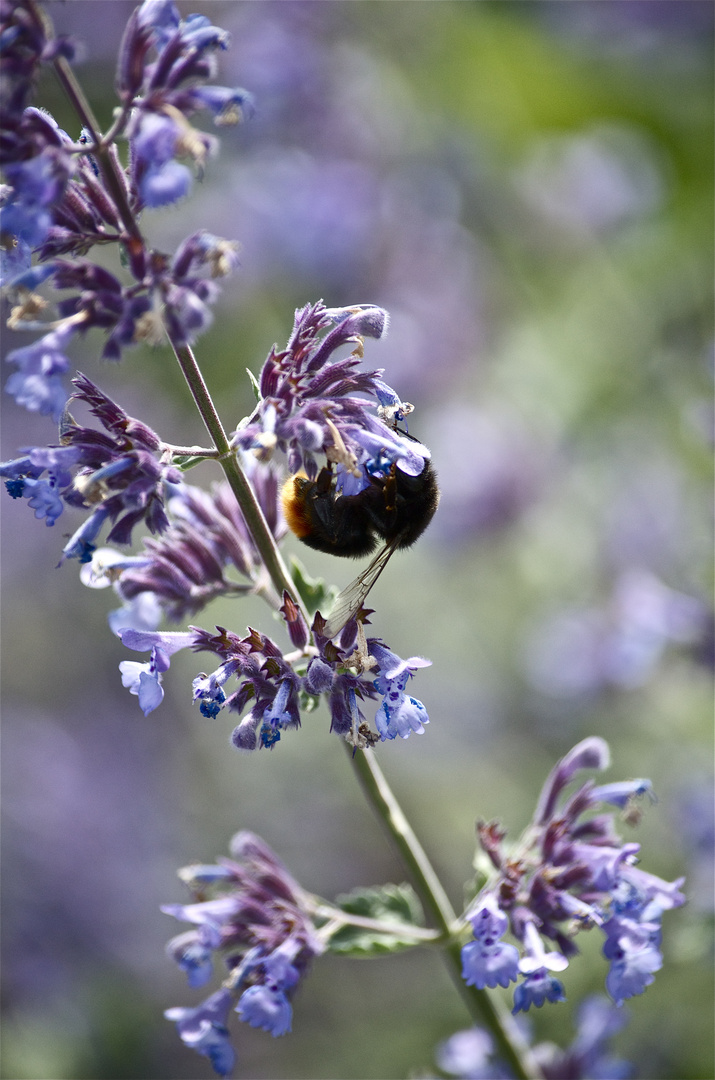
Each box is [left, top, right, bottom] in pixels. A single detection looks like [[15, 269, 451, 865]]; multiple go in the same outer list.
[[1, 2, 712, 1078]]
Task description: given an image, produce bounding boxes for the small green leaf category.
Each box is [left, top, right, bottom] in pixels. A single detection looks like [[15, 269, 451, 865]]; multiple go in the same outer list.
[[327, 883, 425, 957], [289, 556, 339, 615], [173, 454, 212, 471], [246, 367, 261, 402]]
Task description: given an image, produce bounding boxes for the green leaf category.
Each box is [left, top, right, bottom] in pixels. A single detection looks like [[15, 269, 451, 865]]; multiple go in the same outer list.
[[326, 883, 425, 957], [173, 454, 213, 471], [245, 367, 261, 402], [288, 556, 339, 615]]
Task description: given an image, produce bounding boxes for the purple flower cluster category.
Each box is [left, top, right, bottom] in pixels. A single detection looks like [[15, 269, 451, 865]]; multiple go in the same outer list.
[[460, 737, 685, 1014], [83, 295, 436, 741], [163, 831, 323, 1077], [97, 463, 286, 623], [119, 0, 252, 211], [1, 0, 250, 420], [233, 300, 432, 487], [1, 373, 180, 554], [1, 0, 77, 283], [117, 603, 431, 749]]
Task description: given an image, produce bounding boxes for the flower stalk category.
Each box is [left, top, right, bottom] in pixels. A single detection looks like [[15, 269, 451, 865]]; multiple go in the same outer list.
[[348, 747, 543, 1080], [170, 342, 303, 613]]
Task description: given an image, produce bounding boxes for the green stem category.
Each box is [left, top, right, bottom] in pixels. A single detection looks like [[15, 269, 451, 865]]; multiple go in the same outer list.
[[51, 52, 144, 250], [349, 747, 544, 1080], [170, 343, 304, 612]]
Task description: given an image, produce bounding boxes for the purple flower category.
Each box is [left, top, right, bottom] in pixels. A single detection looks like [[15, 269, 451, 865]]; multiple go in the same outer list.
[[236, 984, 292, 1037], [0, 454, 68, 526], [118, 628, 194, 714], [118, 0, 251, 216], [369, 641, 431, 741], [461, 937, 520, 991], [3, 373, 184, 557], [603, 916, 663, 1007], [232, 301, 417, 480], [512, 968, 566, 1013], [461, 896, 520, 990], [462, 739, 684, 1015], [436, 1027, 510, 1080], [163, 832, 322, 1071], [525, 570, 712, 698], [1, 113, 74, 247], [165, 989, 236, 1078], [112, 466, 285, 622], [130, 111, 193, 208], [4, 322, 74, 420]]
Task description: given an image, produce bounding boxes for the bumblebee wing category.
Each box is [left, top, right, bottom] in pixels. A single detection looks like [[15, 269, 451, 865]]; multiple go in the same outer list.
[[323, 541, 398, 639]]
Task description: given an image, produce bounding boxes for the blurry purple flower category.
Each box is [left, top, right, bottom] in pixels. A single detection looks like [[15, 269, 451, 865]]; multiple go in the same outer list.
[[0, 453, 68, 526], [525, 570, 712, 698], [164, 832, 322, 1071], [61, 505, 111, 563], [131, 111, 194, 208], [461, 897, 520, 990], [237, 983, 292, 1037], [112, 467, 285, 622], [512, 967, 566, 1013], [429, 406, 542, 544], [4, 322, 74, 420], [516, 125, 662, 235], [1, 109, 74, 247], [165, 988, 236, 1078], [436, 1027, 510, 1080]]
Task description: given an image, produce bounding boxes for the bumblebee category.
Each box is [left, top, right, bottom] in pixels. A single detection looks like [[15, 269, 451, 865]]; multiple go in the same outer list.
[[281, 453, 439, 637]]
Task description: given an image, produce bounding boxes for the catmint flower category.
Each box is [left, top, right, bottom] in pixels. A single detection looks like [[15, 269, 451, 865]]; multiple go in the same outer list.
[[118, 0, 252, 211], [369, 641, 431, 741], [118, 628, 194, 714], [461, 895, 520, 990], [437, 995, 634, 1079], [232, 301, 429, 485], [544, 994, 634, 1079], [0, 106, 74, 250], [461, 738, 684, 1014], [165, 989, 236, 1078], [61, 505, 111, 563], [237, 983, 292, 1037], [512, 967, 567, 1013], [0, 454, 68, 525], [164, 832, 322, 1074], [130, 110, 194, 208], [3, 373, 181, 560], [111, 465, 285, 622], [4, 322, 75, 420], [435, 1026, 512, 1080], [0, 2, 51, 124], [512, 921, 568, 1013], [526, 569, 713, 698]]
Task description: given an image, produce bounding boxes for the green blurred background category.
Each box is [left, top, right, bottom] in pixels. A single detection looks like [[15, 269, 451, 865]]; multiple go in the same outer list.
[[1, 2, 712, 1078]]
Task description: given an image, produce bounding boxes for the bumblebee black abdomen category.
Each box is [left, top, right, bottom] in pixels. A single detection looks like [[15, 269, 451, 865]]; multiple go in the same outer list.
[[281, 472, 379, 558], [281, 459, 439, 560], [378, 459, 439, 549]]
